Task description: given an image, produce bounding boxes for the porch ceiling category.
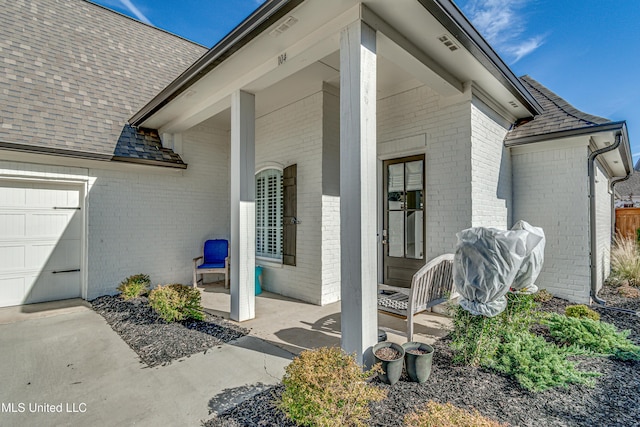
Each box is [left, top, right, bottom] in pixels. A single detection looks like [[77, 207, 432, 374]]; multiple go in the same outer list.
[[138, 0, 537, 134]]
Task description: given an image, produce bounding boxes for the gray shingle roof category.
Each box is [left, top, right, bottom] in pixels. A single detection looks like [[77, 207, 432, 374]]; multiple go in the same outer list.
[[506, 75, 612, 141], [0, 0, 207, 166]]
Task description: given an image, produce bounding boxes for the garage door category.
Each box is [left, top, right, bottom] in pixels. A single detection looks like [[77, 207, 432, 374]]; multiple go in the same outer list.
[[0, 180, 82, 307]]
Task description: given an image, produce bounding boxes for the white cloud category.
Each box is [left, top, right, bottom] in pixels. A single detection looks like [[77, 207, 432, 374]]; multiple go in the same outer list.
[[119, 0, 153, 26], [463, 0, 544, 64]]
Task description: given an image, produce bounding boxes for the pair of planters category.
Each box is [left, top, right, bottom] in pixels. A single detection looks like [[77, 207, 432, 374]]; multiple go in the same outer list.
[[373, 341, 434, 385]]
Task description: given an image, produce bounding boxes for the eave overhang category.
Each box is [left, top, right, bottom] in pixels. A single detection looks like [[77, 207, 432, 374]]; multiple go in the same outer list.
[[130, 0, 542, 129]]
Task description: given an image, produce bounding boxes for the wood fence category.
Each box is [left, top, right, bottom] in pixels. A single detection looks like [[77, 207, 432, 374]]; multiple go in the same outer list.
[[615, 207, 640, 240]]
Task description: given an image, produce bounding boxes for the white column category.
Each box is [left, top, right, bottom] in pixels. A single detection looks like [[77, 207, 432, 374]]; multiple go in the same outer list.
[[230, 90, 256, 322], [340, 20, 378, 365]]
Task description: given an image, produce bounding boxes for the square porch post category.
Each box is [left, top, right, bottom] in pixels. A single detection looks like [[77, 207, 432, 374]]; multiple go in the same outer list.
[[340, 20, 378, 365], [230, 89, 256, 322]]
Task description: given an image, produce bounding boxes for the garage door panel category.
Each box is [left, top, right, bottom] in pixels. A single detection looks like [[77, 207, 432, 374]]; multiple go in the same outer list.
[[27, 212, 74, 237], [28, 240, 80, 271], [0, 245, 26, 270], [26, 271, 80, 305], [0, 186, 27, 207], [0, 181, 82, 308], [0, 213, 26, 237], [0, 276, 26, 306]]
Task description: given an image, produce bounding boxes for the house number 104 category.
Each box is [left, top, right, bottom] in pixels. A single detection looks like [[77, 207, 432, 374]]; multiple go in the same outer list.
[[278, 53, 287, 66]]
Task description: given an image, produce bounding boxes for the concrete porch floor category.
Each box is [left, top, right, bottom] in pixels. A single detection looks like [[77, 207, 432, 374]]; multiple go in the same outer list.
[[198, 281, 453, 355]]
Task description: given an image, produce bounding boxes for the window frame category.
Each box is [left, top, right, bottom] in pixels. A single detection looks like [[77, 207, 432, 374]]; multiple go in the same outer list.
[[255, 167, 284, 263]]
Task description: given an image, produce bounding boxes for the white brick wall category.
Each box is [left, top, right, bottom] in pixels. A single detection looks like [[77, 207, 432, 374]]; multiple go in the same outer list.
[[86, 119, 229, 298], [594, 162, 612, 294], [0, 118, 230, 300], [321, 89, 341, 305], [255, 90, 324, 305], [470, 98, 511, 229], [377, 85, 473, 260], [512, 143, 591, 303]]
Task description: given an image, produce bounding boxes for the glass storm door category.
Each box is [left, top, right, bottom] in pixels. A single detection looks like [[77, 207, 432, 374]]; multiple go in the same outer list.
[[383, 155, 425, 287]]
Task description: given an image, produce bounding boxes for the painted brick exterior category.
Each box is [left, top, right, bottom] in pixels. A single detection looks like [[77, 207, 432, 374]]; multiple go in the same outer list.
[[255, 90, 324, 305], [0, 117, 229, 299], [512, 143, 591, 303], [377, 85, 473, 260], [321, 89, 341, 305], [594, 162, 612, 294], [470, 98, 511, 229]]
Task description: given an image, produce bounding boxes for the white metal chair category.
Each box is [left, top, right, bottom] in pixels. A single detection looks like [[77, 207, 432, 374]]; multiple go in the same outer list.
[[378, 253, 456, 341]]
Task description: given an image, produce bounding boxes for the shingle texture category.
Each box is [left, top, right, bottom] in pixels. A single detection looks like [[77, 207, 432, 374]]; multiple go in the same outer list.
[[506, 75, 611, 141], [0, 0, 207, 164], [113, 125, 184, 165]]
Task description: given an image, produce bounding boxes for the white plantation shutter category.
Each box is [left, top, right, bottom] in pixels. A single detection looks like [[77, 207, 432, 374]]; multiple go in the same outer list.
[[256, 169, 283, 259]]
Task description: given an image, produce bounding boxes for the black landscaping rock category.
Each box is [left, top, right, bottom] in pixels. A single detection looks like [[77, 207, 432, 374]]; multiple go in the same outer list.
[[91, 295, 248, 367], [206, 292, 640, 427]]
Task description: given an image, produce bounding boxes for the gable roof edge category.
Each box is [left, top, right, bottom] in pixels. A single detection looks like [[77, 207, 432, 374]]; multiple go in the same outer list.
[[130, 0, 543, 127], [418, 0, 543, 115], [130, 0, 302, 127]]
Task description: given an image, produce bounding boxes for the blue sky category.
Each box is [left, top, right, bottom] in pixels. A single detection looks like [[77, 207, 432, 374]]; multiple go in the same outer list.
[[92, 0, 640, 165]]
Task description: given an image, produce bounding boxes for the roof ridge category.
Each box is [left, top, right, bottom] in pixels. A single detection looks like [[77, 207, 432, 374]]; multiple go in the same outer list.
[[521, 76, 608, 126]]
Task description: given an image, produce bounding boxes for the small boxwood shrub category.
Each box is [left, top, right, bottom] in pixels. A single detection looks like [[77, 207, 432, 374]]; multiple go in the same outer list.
[[117, 274, 150, 300], [545, 313, 640, 361], [565, 304, 600, 321], [148, 284, 204, 322], [404, 401, 507, 427], [278, 347, 386, 427]]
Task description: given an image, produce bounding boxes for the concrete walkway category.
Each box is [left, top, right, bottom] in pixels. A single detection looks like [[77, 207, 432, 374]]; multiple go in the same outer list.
[[0, 302, 292, 427]]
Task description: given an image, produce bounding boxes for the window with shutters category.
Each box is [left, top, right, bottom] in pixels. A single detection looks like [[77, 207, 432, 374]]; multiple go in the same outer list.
[[255, 169, 283, 260]]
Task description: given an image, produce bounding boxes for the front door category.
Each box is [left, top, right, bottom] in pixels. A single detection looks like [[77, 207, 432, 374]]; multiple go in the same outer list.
[[383, 155, 425, 287]]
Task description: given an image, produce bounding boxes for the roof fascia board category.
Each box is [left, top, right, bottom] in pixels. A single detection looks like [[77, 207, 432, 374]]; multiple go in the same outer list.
[[129, 0, 303, 127], [505, 121, 627, 147], [360, 5, 463, 95], [508, 121, 632, 174], [158, 4, 360, 133], [417, 0, 542, 115], [0, 145, 187, 173], [0, 141, 112, 161]]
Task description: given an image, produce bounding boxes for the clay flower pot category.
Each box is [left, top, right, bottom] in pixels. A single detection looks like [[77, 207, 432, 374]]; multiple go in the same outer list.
[[402, 342, 434, 383], [372, 342, 405, 385]]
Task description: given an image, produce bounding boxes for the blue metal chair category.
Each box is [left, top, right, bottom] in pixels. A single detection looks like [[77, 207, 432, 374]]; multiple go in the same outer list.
[[193, 239, 229, 288]]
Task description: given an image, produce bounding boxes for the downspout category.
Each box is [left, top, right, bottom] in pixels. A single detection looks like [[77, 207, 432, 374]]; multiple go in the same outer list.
[[588, 132, 622, 304]]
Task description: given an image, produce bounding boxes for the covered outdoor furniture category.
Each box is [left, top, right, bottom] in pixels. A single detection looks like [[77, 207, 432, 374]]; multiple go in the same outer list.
[[193, 239, 229, 289], [378, 253, 456, 341]]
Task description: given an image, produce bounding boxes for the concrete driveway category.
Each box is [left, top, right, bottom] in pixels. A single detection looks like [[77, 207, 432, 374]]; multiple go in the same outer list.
[[0, 302, 293, 426]]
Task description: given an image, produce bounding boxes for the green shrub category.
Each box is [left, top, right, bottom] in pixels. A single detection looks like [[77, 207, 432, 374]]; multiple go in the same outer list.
[[450, 293, 539, 367], [117, 274, 150, 300], [404, 401, 507, 427], [565, 304, 600, 321], [148, 284, 204, 322], [545, 313, 640, 361], [491, 332, 599, 392], [610, 237, 640, 286], [278, 347, 386, 427], [450, 308, 501, 367]]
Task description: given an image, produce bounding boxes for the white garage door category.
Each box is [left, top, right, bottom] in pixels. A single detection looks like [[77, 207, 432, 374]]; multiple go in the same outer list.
[[0, 180, 82, 307]]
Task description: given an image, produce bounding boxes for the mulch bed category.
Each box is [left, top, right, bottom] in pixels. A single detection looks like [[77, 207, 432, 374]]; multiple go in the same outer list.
[[206, 288, 640, 427], [91, 295, 248, 367]]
